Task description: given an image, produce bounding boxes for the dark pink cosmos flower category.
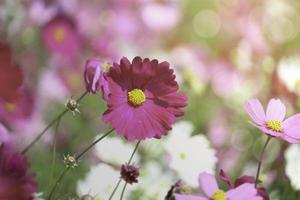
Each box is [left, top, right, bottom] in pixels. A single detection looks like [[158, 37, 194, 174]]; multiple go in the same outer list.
[[244, 98, 300, 143], [84, 59, 109, 98], [0, 144, 37, 200], [42, 14, 81, 58], [102, 57, 187, 141]]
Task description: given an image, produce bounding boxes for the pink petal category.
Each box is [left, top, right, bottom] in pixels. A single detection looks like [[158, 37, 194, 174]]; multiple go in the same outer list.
[[282, 114, 300, 143], [226, 183, 260, 200], [175, 194, 207, 200], [266, 99, 286, 121], [198, 172, 219, 198], [244, 99, 266, 126]]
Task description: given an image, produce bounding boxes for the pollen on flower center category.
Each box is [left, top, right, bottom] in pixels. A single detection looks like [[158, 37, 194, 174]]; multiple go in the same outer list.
[[53, 27, 65, 42], [266, 120, 283, 132], [212, 190, 226, 200], [127, 88, 146, 107]]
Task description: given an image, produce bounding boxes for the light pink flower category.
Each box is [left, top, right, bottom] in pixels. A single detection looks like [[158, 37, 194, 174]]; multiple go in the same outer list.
[[244, 98, 300, 143], [175, 172, 262, 200]]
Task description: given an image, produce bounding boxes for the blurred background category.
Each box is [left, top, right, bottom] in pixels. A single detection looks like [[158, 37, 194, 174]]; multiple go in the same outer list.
[[1, 0, 300, 199]]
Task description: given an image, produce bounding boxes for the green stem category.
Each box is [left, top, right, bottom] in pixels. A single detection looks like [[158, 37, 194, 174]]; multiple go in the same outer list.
[[255, 135, 272, 187], [108, 140, 141, 200], [46, 129, 113, 200], [119, 182, 128, 200], [21, 92, 88, 155]]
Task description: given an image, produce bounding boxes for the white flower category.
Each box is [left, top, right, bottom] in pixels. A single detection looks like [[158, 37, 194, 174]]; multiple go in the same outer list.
[[165, 121, 217, 187], [285, 144, 300, 190], [278, 57, 300, 95], [77, 164, 134, 199], [95, 136, 139, 165]]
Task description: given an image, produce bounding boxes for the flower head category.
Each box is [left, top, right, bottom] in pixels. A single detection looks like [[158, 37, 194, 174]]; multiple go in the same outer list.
[[175, 172, 262, 200], [0, 144, 37, 200], [102, 57, 187, 141], [84, 59, 109, 98], [244, 98, 300, 143], [42, 14, 81, 58], [120, 164, 139, 184]]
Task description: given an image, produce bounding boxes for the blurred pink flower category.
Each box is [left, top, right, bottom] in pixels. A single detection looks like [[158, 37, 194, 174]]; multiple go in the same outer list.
[[175, 172, 262, 200], [0, 144, 37, 200], [102, 57, 187, 141], [244, 98, 300, 143], [42, 14, 81, 59], [0, 41, 24, 103], [0, 88, 34, 124]]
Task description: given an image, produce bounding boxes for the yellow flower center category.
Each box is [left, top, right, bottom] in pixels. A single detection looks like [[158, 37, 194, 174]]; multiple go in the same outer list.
[[53, 27, 66, 42], [4, 102, 16, 112], [212, 190, 226, 200], [127, 89, 146, 107], [266, 120, 283, 132]]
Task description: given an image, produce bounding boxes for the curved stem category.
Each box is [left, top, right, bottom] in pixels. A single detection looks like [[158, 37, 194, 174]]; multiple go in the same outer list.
[[22, 92, 88, 155], [255, 135, 271, 187], [108, 140, 141, 200], [46, 129, 113, 200]]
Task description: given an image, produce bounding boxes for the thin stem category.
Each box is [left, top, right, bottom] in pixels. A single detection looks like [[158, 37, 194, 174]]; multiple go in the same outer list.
[[255, 136, 272, 187], [46, 129, 113, 200], [119, 182, 128, 200], [49, 117, 62, 188], [47, 167, 70, 200], [108, 140, 141, 200], [22, 92, 88, 155], [75, 128, 114, 160], [108, 179, 122, 200]]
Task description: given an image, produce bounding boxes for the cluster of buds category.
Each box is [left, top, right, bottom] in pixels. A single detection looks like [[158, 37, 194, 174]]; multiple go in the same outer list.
[[63, 154, 78, 168], [120, 164, 140, 184]]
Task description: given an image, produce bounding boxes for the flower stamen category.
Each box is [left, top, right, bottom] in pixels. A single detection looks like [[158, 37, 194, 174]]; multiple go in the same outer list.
[[127, 89, 146, 107], [266, 120, 283, 132], [212, 190, 226, 200]]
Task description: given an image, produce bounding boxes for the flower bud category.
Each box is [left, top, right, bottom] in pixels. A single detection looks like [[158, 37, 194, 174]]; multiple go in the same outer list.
[[63, 154, 78, 168], [81, 194, 94, 200], [84, 59, 103, 94], [120, 164, 139, 184], [67, 99, 78, 111]]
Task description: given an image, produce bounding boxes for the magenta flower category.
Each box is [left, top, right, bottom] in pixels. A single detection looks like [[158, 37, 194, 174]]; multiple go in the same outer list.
[[244, 98, 300, 143], [175, 172, 262, 200], [84, 59, 109, 97], [42, 14, 81, 58], [0, 144, 37, 200], [102, 57, 187, 141]]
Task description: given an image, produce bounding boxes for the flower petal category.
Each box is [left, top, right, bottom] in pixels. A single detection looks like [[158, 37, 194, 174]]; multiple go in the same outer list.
[[198, 172, 219, 197], [244, 99, 266, 126], [226, 183, 261, 200], [282, 114, 300, 143], [175, 194, 207, 200], [266, 99, 286, 121]]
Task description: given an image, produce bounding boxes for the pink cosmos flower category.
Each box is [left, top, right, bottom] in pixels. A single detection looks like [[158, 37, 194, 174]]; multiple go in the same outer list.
[[84, 59, 109, 98], [175, 172, 262, 200], [102, 57, 187, 141], [0, 144, 37, 200], [42, 14, 81, 58], [244, 98, 300, 143]]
